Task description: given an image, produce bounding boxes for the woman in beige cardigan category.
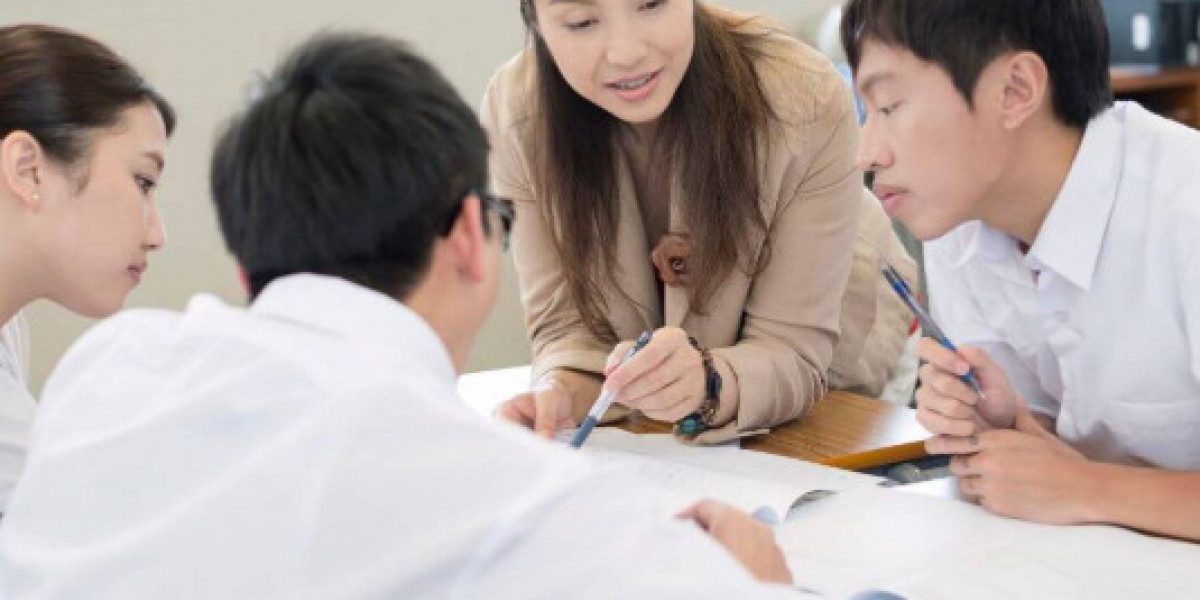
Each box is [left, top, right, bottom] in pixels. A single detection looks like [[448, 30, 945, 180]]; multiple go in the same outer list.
[[485, 0, 916, 444]]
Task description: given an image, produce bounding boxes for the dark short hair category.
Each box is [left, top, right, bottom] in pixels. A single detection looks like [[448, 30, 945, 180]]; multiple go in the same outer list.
[[0, 24, 176, 167], [210, 32, 489, 299], [841, 0, 1113, 128]]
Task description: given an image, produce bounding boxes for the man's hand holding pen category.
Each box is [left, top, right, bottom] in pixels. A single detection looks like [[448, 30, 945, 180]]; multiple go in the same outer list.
[[916, 339, 1101, 524], [915, 339, 1019, 437]]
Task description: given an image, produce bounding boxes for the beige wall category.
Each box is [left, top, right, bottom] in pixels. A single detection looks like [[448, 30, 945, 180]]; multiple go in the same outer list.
[[5, 0, 845, 391]]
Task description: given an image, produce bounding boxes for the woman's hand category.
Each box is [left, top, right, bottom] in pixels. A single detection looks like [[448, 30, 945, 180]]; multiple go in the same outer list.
[[495, 378, 577, 440], [603, 327, 707, 423]]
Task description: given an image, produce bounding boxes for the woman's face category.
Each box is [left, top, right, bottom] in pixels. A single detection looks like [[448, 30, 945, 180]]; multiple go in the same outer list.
[[534, 0, 695, 128], [33, 101, 168, 318]]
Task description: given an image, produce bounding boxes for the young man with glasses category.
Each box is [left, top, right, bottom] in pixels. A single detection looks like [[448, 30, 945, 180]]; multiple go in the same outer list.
[[0, 33, 799, 597]]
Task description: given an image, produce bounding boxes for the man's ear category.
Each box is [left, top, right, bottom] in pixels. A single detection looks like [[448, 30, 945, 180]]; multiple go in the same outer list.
[[443, 194, 490, 283], [0, 131, 46, 210], [997, 51, 1050, 131]]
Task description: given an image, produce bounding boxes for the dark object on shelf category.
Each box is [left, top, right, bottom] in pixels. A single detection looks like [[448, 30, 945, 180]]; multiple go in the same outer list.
[[1103, 0, 1200, 68]]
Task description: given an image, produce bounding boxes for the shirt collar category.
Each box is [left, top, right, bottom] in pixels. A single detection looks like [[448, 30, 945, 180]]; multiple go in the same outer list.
[[1026, 104, 1126, 291], [249, 274, 456, 385], [950, 220, 1018, 269], [947, 105, 1125, 290]]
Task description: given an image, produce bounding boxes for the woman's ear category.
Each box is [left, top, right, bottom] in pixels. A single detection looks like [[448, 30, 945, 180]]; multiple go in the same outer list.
[[0, 131, 46, 210], [236, 265, 252, 299]]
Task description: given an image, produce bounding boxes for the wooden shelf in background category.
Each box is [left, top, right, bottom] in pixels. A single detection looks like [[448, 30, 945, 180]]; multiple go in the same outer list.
[[1112, 67, 1200, 128]]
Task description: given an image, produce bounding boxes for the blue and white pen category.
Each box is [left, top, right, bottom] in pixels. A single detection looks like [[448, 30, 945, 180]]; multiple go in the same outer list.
[[881, 263, 986, 400], [570, 330, 654, 449]]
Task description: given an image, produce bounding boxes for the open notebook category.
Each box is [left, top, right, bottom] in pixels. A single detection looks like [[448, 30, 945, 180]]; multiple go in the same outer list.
[[778, 485, 1200, 600], [560, 427, 884, 523]]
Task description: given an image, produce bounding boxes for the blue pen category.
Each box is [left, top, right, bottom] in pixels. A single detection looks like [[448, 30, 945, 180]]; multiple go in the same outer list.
[[881, 264, 986, 399], [570, 331, 654, 449]]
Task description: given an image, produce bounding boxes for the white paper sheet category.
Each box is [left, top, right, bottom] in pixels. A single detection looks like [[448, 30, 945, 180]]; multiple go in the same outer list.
[[564, 428, 882, 523], [778, 485, 1200, 600]]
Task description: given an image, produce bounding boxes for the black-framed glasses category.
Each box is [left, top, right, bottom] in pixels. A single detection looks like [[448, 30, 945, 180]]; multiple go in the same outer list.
[[441, 190, 515, 251]]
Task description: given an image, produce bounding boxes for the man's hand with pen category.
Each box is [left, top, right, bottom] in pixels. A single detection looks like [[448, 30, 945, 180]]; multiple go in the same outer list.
[[885, 263, 1022, 441], [915, 339, 1018, 435], [916, 340, 1099, 525]]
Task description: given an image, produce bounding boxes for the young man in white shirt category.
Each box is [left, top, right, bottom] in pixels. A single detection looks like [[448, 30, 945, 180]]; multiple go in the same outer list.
[[841, 0, 1200, 540], [0, 33, 799, 597]]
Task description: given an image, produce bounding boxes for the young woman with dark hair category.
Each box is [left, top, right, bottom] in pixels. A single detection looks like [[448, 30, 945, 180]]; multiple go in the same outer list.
[[0, 24, 175, 509], [487, 0, 916, 443]]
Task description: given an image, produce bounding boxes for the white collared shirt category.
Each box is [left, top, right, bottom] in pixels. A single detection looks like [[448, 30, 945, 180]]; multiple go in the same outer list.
[[0, 275, 794, 599], [0, 312, 35, 511], [926, 102, 1200, 470]]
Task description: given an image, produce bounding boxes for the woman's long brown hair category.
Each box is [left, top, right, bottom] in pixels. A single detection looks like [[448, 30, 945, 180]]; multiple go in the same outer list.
[[521, 1, 773, 343]]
